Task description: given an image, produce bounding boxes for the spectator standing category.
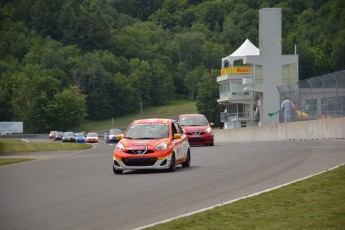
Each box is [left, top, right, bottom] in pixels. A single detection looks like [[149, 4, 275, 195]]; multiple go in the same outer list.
[[281, 98, 295, 122]]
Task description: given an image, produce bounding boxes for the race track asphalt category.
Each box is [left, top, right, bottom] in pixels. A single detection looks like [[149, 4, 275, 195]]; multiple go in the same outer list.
[[1, 140, 344, 230]]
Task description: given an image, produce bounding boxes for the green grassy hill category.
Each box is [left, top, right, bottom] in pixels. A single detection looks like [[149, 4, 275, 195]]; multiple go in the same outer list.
[[79, 99, 197, 133]]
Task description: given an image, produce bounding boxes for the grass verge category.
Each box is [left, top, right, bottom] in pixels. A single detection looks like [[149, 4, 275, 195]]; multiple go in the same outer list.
[[0, 138, 92, 153], [80, 99, 197, 132], [0, 158, 36, 166], [146, 164, 345, 230], [0, 139, 92, 166]]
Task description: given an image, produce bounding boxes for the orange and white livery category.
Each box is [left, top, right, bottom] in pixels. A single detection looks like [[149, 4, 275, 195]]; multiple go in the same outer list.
[[113, 118, 191, 174]]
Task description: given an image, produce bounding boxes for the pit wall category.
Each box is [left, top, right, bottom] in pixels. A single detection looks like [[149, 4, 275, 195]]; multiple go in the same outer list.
[[214, 117, 345, 142]]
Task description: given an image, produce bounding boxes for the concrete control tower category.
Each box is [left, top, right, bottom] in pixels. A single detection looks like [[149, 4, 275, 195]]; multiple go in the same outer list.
[[218, 8, 299, 128], [245, 8, 299, 125]]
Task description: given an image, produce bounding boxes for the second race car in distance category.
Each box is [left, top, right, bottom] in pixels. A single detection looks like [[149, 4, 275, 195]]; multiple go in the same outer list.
[[177, 114, 214, 146]]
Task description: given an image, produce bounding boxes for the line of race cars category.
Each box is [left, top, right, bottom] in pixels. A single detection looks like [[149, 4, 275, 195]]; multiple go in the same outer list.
[[48, 131, 101, 143], [49, 114, 214, 175], [49, 129, 124, 144]]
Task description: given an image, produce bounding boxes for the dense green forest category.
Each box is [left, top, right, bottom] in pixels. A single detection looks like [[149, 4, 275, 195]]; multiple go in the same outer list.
[[1, 0, 344, 132]]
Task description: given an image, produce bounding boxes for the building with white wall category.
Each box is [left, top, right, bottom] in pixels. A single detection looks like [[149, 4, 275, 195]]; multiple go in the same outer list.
[[217, 8, 299, 128]]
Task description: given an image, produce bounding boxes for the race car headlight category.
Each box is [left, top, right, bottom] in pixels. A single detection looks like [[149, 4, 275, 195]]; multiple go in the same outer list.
[[115, 143, 124, 151], [205, 127, 212, 133], [156, 142, 168, 150]]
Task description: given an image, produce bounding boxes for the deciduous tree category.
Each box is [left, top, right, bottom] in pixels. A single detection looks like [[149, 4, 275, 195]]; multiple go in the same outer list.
[[43, 85, 87, 131]]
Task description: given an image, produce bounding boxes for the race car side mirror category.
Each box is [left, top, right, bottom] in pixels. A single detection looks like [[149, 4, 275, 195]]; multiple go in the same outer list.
[[174, 133, 182, 139], [116, 134, 123, 140]]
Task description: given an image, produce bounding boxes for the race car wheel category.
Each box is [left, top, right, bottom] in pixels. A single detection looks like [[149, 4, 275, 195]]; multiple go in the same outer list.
[[182, 150, 191, 168], [168, 153, 176, 172], [113, 165, 123, 174]]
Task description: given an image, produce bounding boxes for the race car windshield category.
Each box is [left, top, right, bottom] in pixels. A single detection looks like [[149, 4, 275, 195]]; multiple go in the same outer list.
[[125, 124, 169, 139], [109, 129, 122, 135], [88, 133, 98, 137], [179, 117, 208, 126]]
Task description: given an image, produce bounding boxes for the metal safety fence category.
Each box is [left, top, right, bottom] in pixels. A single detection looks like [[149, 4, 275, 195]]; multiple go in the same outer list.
[[277, 70, 345, 122]]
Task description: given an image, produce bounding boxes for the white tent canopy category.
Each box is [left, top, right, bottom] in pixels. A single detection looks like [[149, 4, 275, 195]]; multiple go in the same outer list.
[[222, 39, 260, 68]]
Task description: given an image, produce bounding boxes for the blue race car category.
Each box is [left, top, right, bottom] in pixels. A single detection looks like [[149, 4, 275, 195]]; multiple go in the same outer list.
[[105, 129, 122, 144], [75, 133, 86, 143]]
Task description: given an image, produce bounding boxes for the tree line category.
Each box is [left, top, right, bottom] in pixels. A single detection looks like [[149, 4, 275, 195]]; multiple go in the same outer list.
[[1, 0, 344, 132]]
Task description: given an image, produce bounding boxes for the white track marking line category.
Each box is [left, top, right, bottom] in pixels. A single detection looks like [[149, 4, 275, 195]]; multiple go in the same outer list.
[[134, 162, 345, 230]]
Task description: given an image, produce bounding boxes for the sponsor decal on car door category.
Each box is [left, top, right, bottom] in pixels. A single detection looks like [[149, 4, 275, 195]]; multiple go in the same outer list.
[[181, 134, 189, 156], [172, 138, 182, 158]]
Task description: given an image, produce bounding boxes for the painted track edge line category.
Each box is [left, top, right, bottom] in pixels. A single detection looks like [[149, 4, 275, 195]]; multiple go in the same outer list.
[[133, 162, 345, 230]]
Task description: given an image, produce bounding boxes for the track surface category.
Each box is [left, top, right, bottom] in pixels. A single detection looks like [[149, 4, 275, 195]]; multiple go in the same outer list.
[[1, 140, 345, 230]]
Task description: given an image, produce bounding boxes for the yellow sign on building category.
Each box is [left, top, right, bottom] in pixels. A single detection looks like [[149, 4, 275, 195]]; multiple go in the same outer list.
[[221, 67, 252, 76]]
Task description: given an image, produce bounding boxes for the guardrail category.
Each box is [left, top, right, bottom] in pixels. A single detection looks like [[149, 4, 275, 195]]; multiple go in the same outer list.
[[2, 118, 344, 142], [214, 117, 345, 142]]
